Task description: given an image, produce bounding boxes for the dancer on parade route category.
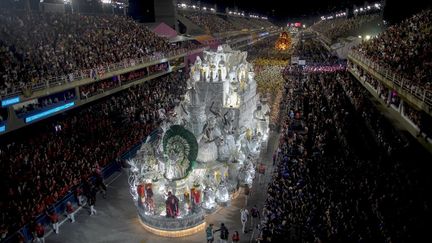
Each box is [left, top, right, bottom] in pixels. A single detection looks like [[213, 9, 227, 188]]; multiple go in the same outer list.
[[232, 231, 240, 242], [240, 208, 249, 234], [250, 205, 261, 231], [214, 223, 229, 243], [206, 223, 215, 243]]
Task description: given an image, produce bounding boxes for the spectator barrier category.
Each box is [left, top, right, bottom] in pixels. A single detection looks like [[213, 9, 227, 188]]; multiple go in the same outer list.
[[348, 50, 432, 107]]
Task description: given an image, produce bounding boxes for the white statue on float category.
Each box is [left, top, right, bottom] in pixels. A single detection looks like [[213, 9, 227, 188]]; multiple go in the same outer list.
[[254, 98, 271, 139], [196, 114, 221, 163]]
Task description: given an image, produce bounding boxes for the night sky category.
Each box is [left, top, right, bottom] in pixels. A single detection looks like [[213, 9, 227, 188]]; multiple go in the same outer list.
[[202, 0, 370, 20], [200, 0, 432, 24]]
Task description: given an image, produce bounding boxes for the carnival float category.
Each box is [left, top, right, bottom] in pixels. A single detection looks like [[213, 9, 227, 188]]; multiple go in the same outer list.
[[275, 31, 292, 51], [127, 45, 270, 237]]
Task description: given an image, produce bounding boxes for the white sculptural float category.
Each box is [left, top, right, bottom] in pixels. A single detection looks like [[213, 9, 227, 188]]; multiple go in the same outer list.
[[127, 45, 270, 236]]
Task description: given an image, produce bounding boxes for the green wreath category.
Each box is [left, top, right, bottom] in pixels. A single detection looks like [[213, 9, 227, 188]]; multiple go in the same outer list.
[[163, 125, 198, 180]]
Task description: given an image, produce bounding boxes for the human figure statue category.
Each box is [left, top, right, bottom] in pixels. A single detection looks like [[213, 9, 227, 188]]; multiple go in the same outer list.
[[190, 61, 201, 82], [209, 102, 224, 127], [164, 144, 189, 180], [203, 186, 216, 209], [191, 188, 201, 212], [165, 191, 179, 218], [144, 184, 155, 214], [196, 109, 221, 163], [253, 102, 270, 137], [173, 100, 189, 126], [225, 82, 239, 107], [217, 136, 230, 162], [184, 191, 191, 212], [137, 183, 145, 208], [223, 109, 236, 134]]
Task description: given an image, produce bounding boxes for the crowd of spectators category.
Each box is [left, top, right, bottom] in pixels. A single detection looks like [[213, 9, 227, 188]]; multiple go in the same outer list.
[[179, 11, 274, 33], [79, 77, 120, 99], [227, 16, 273, 30], [0, 71, 187, 237], [15, 90, 76, 117], [180, 12, 234, 33], [260, 37, 432, 242], [353, 10, 432, 91], [311, 14, 382, 42], [349, 62, 432, 139], [0, 10, 177, 96], [148, 62, 169, 75]]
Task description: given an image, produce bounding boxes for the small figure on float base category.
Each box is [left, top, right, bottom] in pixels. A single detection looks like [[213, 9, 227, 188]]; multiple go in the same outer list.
[[165, 191, 179, 218], [145, 183, 155, 214]]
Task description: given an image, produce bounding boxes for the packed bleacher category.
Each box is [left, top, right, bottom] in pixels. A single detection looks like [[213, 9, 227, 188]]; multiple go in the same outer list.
[[353, 10, 432, 91], [180, 12, 234, 33], [349, 62, 432, 138], [178, 11, 274, 33], [259, 37, 432, 242], [0, 71, 187, 238], [0, 10, 181, 97], [311, 14, 381, 42]]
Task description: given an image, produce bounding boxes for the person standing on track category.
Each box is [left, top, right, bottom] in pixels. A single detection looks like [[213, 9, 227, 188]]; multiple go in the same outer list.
[[250, 205, 261, 231], [66, 201, 76, 223], [89, 185, 98, 215], [206, 223, 215, 243], [214, 223, 229, 243], [232, 231, 240, 242], [46, 209, 59, 234], [240, 208, 249, 234]]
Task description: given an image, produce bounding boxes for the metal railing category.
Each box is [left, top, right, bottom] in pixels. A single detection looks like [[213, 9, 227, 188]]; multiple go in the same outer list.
[[348, 50, 432, 107], [1, 47, 208, 99]]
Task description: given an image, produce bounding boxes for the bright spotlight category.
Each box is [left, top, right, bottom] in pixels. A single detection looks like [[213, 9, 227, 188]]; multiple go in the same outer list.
[[365, 35, 371, 40]]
